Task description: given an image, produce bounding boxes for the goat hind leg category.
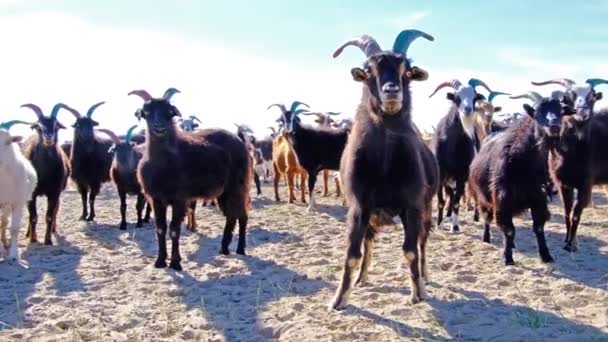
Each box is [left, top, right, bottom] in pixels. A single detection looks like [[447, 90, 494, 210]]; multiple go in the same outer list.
[[236, 214, 248, 255], [401, 208, 425, 304], [355, 226, 375, 286], [86, 185, 100, 222]]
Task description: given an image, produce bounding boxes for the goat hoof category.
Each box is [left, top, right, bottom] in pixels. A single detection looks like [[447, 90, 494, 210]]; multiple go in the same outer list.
[[135, 221, 143, 228], [79, 216, 86, 221], [473, 215, 480, 222], [219, 248, 230, 256], [563, 244, 578, 252], [482, 236, 491, 244], [143, 218, 150, 224], [120, 222, 127, 230], [541, 256, 554, 264], [236, 248, 246, 255], [504, 259, 515, 266], [169, 260, 182, 271], [86, 216, 95, 222], [328, 296, 348, 311], [450, 225, 460, 233], [409, 294, 422, 305], [154, 258, 167, 268], [44, 240, 53, 246]]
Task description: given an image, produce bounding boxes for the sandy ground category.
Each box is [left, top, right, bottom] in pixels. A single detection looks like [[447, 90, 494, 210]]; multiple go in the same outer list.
[[0, 181, 607, 341]]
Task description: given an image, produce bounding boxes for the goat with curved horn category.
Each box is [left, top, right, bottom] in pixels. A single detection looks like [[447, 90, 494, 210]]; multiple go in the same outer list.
[[289, 101, 309, 113], [429, 79, 463, 98], [163, 88, 181, 100], [586, 78, 608, 88], [128, 90, 153, 102], [468, 78, 492, 93], [96, 128, 120, 145], [333, 35, 382, 58], [392, 29, 434, 55], [510, 91, 543, 103], [86, 101, 106, 118], [20, 104, 45, 120], [125, 125, 139, 144], [531, 79, 576, 89]]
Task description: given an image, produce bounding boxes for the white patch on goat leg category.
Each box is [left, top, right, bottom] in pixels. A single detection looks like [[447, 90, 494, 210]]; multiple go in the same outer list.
[[451, 213, 459, 233], [307, 192, 317, 212], [8, 206, 22, 262]]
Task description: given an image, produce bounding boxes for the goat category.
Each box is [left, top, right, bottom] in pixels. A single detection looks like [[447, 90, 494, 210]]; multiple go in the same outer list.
[[255, 131, 274, 183], [429, 78, 490, 232], [235, 124, 262, 197], [271, 121, 308, 203], [59, 102, 114, 221], [329, 29, 438, 309], [61, 141, 72, 159], [308, 111, 343, 197], [468, 91, 567, 266], [269, 102, 348, 212], [21, 104, 71, 245], [179, 115, 202, 132], [532, 78, 608, 251], [0, 121, 38, 261], [97, 126, 152, 230], [130, 88, 251, 271]]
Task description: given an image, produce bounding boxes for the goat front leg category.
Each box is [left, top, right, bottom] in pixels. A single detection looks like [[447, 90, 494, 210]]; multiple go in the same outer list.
[[77, 184, 88, 221], [401, 207, 425, 304], [26, 198, 38, 243], [8, 205, 24, 262], [273, 163, 281, 202], [119, 189, 128, 230], [322, 169, 329, 197], [168, 201, 186, 271], [560, 186, 574, 245], [86, 184, 100, 222], [300, 172, 308, 204], [253, 170, 262, 197], [437, 178, 445, 226], [530, 196, 554, 263], [45, 195, 60, 245], [449, 180, 465, 233], [329, 205, 369, 310], [135, 194, 145, 228], [287, 171, 296, 203], [307, 171, 318, 212], [496, 211, 516, 265], [0, 207, 9, 251], [237, 214, 248, 255], [152, 199, 168, 268], [565, 184, 591, 252]]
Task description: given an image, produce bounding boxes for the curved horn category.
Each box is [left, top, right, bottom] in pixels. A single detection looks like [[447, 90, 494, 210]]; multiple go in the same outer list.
[[0, 120, 35, 130], [55, 103, 81, 119], [468, 78, 492, 93], [301, 111, 322, 117], [50, 103, 66, 120], [20, 103, 45, 121], [162, 87, 181, 101], [128, 90, 153, 102], [392, 29, 434, 55], [189, 115, 202, 123], [96, 128, 120, 145], [267, 126, 277, 134], [125, 125, 139, 144], [586, 78, 608, 89], [429, 80, 463, 98], [333, 34, 382, 58], [267, 104, 287, 113], [289, 101, 309, 112], [326, 111, 341, 116], [488, 91, 511, 103], [531, 79, 576, 89], [510, 91, 543, 104], [86, 101, 106, 118]]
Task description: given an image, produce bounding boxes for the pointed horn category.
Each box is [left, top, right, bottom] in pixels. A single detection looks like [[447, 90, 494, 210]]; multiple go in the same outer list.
[[86, 101, 106, 118], [488, 91, 511, 103], [55, 103, 81, 119], [468, 78, 492, 93], [0, 120, 35, 130], [333, 34, 382, 58], [50, 103, 66, 120], [189, 115, 202, 123], [267, 104, 287, 113], [267, 126, 277, 134], [125, 125, 138, 144], [289, 101, 309, 112], [128, 90, 153, 102], [95, 128, 120, 145], [293, 109, 309, 116], [301, 111, 322, 117], [429, 80, 463, 98], [392, 29, 434, 55], [162, 87, 181, 101], [326, 111, 341, 116], [20, 103, 45, 121], [510, 91, 543, 104], [531, 79, 576, 89], [586, 78, 608, 89]]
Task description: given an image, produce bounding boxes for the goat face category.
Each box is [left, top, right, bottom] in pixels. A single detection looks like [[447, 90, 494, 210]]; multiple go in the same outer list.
[[136, 100, 181, 138], [351, 52, 428, 115], [564, 85, 602, 121], [32, 117, 64, 147], [279, 111, 301, 134], [110, 142, 138, 172], [315, 115, 335, 127], [447, 86, 484, 119], [0, 130, 21, 159], [523, 99, 565, 137], [72, 117, 99, 141], [179, 119, 198, 132]]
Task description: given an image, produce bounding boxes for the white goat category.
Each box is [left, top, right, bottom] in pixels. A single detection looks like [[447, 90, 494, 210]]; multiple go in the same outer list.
[[0, 121, 38, 262]]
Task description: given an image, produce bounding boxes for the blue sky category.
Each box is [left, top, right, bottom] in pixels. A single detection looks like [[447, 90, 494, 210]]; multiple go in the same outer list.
[[1, 0, 607, 139]]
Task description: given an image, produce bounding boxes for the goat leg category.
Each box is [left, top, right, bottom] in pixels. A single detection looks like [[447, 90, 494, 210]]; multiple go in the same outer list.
[[86, 185, 100, 222], [236, 215, 247, 255], [152, 199, 168, 268], [26, 198, 38, 243], [168, 202, 185, 271], [119, 190, 128, 230], [220, 216, 237, 255], [45, 195, 59, 245], [565, 184, 591, 252], [355, 226, 375, 286], [77, 185, 88, 221], [401, 208, 425, 304], [135, 193, 145, 228]]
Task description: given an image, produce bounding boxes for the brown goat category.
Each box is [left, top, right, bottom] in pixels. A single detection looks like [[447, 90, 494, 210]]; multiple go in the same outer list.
[[272, 133, 308, 203]]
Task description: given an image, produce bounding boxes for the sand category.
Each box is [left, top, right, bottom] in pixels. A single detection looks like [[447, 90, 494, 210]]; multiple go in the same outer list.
[[0, 182, 607, 341]]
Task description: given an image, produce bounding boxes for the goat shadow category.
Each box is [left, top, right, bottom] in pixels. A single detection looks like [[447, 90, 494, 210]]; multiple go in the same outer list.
[[0, 235, 85, 329]]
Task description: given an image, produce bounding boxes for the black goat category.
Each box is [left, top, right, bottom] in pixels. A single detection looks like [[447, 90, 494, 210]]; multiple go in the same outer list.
[[329, 29, 438, 309], [21, 104, 71, 245], [97, 126, 152, 230], [468, 91, 567, 266], [268, 102, 348, 212], [59, 102, 113, 221], [235, 124, 262, 196], [130, 88, 251, 271], [429, 78, 490, 232], [533, 78, 608, 251]]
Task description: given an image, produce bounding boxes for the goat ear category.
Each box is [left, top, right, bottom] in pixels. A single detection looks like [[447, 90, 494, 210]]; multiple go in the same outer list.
[[351, 67, 369, 82], [406, 66, 428, 81], [171, 106, 182, 117], [107, 145, 116, 154], [10, 136, 22, 144], [523, 104, 535, 117], [57, 122, 66, 130], [474, 93, 485, 102], [446, 93, 456, 101], [134, 109, 145, 120], [92, 120, 100, 127], [494, 106, 502, 113], [596, 92, 603, 101]]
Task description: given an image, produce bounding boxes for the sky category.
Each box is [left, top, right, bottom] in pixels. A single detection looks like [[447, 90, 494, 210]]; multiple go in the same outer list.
[[1, 0, 608, 141]]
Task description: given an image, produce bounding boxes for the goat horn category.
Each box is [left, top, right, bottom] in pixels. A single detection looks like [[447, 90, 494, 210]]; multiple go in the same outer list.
[[0, 120, 35, 130], [290, 101, 309, 112], [327, 111, 341, 116], [531, 79, 576, 89], [468, 78, 492, 93], [20, 103, 45, 121], [163, 88, 181, 101], [50, 103, 66, 120], [267, 104, 287, 113], [293, 109, 309, 116], [267, 126, 277, 134], [510, 91, 543, 104], [86, 101, 106, 118], [301, 111, 322, 117], [96, 128, 120, 145], [189, 115, 202, 123], [125, 125, 138, 144], [333, 34, 382, 58], [488, 91, 511, 103], [550, 90, 565, 100], [429, 80, 463, 98], [586, 78, 608, 89], [392, 29, 434, 55], [55, 103, 81, 119], [128, 90, 153, 102]]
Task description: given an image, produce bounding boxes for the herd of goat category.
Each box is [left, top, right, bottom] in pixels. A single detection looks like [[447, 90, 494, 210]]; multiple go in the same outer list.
[[1, 28, 608, 310]]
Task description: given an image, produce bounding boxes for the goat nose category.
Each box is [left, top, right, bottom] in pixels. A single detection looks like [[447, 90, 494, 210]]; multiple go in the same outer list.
[[382, 83, 400, 94], [464, 106, 473, 114]]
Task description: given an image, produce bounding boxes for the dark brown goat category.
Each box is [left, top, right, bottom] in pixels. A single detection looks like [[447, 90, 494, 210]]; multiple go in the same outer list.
[[329, 30, 438, 310], [130, 88, 251, 271], [21, 103, 71, 245], [468, 91, 567, 266]]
